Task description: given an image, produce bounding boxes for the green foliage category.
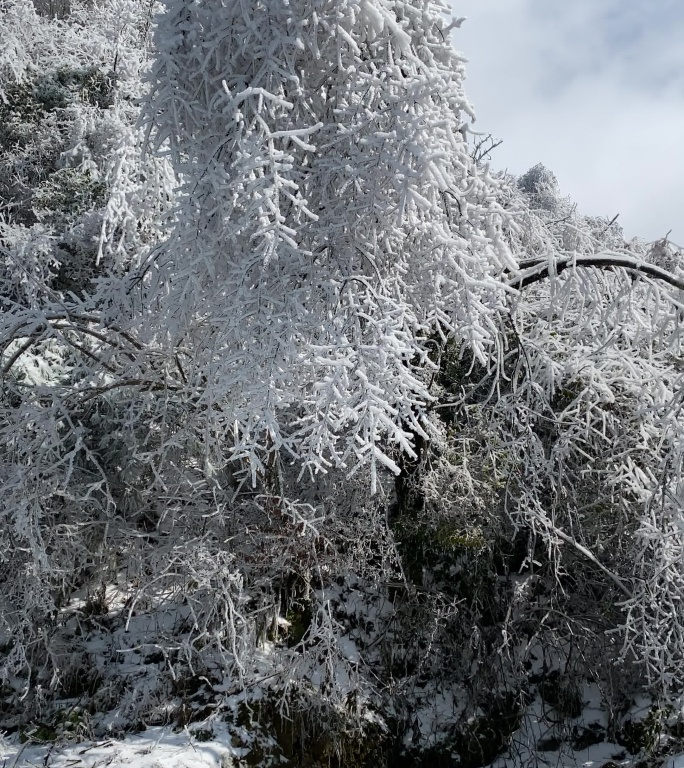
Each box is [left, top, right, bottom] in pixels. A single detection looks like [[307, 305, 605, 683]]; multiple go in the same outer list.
[[231, 694, 388, 768], [390, 425, 511, 628], [0, 66, 114, 147], [0, 64, 114, 234], [18, 706, 91, 744], [4, 66, 116, 117], [618, 707, 666, 755], [0, 79, 47, 143], [49, 65, 117, 109], [394, 514, 509, 628], [19, 723, 59, 743], [33, 167, 106, 214]]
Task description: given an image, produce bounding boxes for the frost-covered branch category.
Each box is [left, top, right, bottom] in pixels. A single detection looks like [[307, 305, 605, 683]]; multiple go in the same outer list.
[[510, 253, 684, 292]]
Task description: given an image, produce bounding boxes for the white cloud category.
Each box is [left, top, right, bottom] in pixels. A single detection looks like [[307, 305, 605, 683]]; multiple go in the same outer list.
[[450, 0, 684, 244]]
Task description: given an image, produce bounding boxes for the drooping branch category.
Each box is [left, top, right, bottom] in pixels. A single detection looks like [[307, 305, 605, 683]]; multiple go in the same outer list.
[[509, 254, 684, 292], [0, 311, 146, 375]]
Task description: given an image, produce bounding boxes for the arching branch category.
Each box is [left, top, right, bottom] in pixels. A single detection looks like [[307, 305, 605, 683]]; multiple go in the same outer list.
[[509, 254, 684, 292]]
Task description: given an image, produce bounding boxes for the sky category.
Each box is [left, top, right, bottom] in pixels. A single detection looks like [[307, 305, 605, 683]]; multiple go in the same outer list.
[[449, 0, 684, 246]]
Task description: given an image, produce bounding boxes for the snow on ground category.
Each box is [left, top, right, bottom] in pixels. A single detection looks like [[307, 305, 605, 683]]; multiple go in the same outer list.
[[0, 678, 679, 768], [0, 729, 672, 768], [488, 740, 630, 768], [0, 724, 240, 768]]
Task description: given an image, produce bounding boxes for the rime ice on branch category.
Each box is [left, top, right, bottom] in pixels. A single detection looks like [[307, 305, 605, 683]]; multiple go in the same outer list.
[[143, 0, 515, 487]]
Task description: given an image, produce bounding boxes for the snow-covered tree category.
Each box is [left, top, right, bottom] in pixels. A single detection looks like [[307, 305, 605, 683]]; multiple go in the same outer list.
[[142, 0, 516, 488], [5, 0, 684, 762]]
